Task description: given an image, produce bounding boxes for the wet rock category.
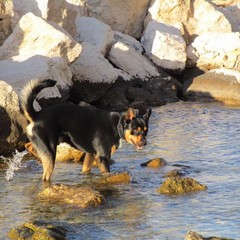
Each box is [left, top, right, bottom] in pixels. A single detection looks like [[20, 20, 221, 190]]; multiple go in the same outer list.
[[185, 230, 235, 240], [157, 177, 207, 195], [55, 143, 85, 163], [98, 172, 131, 185], [8, 222, 67, 240], [141, 158, 168, 168], [25, 141, 86, 163], [164, 169, 187, 178], [38, 184, 105, 208]]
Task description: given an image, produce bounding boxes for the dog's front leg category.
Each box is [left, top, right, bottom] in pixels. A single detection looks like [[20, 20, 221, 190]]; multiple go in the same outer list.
[[82, 153, 95, 173], [95, 156, 110, 175]]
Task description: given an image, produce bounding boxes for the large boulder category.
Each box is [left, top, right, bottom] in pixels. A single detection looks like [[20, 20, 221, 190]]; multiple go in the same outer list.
[[0, 12, 82, 64], [184, 68, 240, 104], [187, 32, 240, 71], [0, 81, 27, 155], [75, 16, 114, 56], [94, 75, 179, 111], [145, 0, 233, 44], [70, 42, 130, 103], [11, 0, 84, 37], [141, 21, 186, 73], [108, 41, 160, 80], [224, 3, 240, 32], [0, 0, 13, 46], [83, 0, 152, 39], [0, 56, 72, 101]]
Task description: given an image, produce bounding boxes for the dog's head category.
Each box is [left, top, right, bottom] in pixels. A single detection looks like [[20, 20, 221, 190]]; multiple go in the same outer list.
[[118, 107, 152, 150]]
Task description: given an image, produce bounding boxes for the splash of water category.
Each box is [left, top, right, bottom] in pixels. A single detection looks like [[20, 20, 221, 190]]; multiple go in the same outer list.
[[2, 150, 28, 181]]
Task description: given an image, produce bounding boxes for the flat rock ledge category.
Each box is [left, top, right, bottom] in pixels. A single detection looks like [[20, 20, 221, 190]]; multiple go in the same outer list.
[[140, 158, 168, 168], [8, 222, 67, 240], [38, 184, 105, 208], [157, 177, 207, 195], [185, 230, 235, 240]]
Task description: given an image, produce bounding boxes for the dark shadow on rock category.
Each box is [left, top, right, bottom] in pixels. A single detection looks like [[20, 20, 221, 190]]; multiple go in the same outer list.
[[0, 106, 12, 154]]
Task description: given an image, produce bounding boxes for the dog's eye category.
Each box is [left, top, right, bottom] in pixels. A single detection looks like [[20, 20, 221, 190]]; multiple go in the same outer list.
[[132, 129, 141, 136]]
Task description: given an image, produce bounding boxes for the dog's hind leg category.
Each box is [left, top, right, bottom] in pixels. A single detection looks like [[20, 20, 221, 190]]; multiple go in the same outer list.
[[30, 131, 57, 181], [39, 149, 55, 181]]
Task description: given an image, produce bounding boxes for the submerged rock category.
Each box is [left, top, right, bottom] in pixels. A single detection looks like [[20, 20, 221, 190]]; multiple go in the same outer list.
[[8, 222, 67, 240], [98, 172, 131, 185], [141, 158, 168, 168], [157, 177, 207, 195], [38, 184, 105, 208], [164, 169, 187, 178], [185, 230, 235, 240]]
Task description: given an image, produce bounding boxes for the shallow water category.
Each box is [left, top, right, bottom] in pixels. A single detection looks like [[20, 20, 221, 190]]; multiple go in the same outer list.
[[1, 102, 240, 239]]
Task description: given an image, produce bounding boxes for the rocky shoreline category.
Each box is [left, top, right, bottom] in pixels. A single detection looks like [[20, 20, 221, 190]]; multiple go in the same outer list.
[[0, 2, 239, 238]]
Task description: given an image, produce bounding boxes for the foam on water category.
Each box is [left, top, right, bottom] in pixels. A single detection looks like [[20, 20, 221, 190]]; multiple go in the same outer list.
[[2, 150, 28, 181]]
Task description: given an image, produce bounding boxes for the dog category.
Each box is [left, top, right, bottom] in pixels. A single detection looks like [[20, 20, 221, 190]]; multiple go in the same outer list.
[[20, 79, 152, 181]]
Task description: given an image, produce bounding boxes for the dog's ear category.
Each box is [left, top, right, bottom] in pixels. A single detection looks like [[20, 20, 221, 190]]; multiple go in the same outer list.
[[125, 107, 136, 121], [143, 108, 152, 122]]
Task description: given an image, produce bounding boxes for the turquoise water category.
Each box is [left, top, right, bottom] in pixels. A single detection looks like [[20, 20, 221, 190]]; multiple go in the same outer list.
[[0, 102, 239, 239]]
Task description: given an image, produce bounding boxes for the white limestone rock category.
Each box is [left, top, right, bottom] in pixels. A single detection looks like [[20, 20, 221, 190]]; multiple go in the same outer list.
[[113, 31, 143, 53], [0, 56, 72, 102], [141, 21, 186, 72], [70, 42, 130, 84], [187, 32, 240, 71], [75, 17, 114, 56], [144, 0, 233, 43], [0, 81, 27, 154], [11, 0, 85, 37], [0, 12, 82, 64], [184, 68, 240, 103], [83, 0, 151, 39], [108, 42, 160, 80]]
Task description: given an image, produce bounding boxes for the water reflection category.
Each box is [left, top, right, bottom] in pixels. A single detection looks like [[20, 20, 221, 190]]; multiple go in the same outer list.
[[0, 102, 240, 239]]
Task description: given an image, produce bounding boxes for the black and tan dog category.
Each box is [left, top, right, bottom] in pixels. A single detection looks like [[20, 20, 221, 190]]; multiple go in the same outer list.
[[20, 79, 151, 181]]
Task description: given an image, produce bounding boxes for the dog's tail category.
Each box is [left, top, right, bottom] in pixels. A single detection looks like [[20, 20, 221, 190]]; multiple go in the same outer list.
[[20, 79, 57, 123]]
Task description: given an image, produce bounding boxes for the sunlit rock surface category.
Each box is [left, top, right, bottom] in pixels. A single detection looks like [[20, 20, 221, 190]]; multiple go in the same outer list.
[[141, 158, 168, 168], [157, 177, 207, 194], [97, 172, 131, 185], [8, 222, 67, 240], [185, 230, 234, 240], [184, 68, 240, 104], [38, 184, 105, 208]]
